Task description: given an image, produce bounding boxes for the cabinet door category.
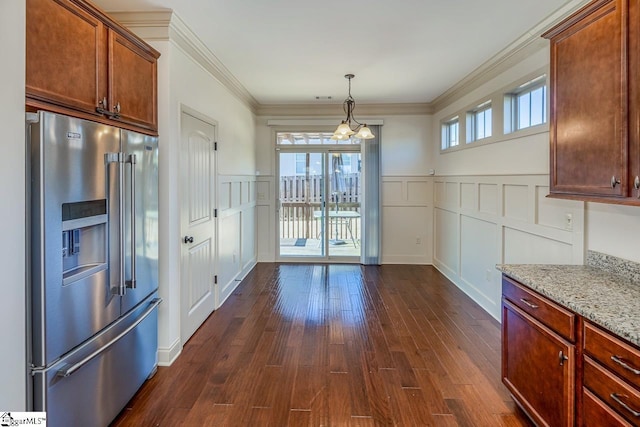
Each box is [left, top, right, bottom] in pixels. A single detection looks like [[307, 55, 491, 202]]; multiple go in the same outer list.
[[26, 0, 107, 116], [502, 299, 575, 426], [109, 29, 158, 132], [548, 0, 627, 197]]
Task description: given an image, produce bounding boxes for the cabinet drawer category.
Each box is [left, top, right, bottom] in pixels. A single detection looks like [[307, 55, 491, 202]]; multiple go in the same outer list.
[[502, 276, 575, 342], [585, 321, 640, 389], [583, 387, 633, 427], [584, 356, 640, 426]]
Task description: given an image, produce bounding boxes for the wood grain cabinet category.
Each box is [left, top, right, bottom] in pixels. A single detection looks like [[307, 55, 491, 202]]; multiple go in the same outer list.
[[26, 0, 159, 134], [502, 275, 640, 426], [501, 276, 576, 426], [543, 0, 631, 201], [583, 321, 640, 426]]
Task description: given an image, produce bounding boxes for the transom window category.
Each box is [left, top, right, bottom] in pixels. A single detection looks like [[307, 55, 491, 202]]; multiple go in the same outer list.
[[441, 117, 459, 150], [467, 101, 492, 142], [277, 132, 361, 145], [505, 75, 547, 133]]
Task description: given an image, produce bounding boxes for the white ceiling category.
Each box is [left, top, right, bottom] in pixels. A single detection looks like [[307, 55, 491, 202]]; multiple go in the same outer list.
[[94, 0, 578, 105]]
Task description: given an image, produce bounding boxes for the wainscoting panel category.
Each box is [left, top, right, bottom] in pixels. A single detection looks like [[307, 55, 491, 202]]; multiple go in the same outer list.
[[503, 184, 528, 221], [433, 174, 584, 320], [433, 207, 458, 274], [460, 215, 499, 313], [503, 227, 574, 264], [382, 176, 432, 264], [218, 175, 257, 305], [479, 183, 498, 215], [256, 176, 275, 262]]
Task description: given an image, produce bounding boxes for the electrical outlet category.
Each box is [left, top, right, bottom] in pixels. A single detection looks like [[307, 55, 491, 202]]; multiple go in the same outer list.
[[416, 237, 421, 245], [565, 213, 573, 231]]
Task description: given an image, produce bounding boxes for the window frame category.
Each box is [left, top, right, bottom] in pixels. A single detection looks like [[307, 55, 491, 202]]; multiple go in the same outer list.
[[441, 116, 460, 150], [504, 75, 547, 134], [467, 100, 492, 143]]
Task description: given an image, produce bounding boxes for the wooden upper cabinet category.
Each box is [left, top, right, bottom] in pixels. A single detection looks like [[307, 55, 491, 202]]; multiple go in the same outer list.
[[26, 0, 106, 117], [26, 0, 159, 135], [544, 0, 628, 199], [109, 29, 158, 132]]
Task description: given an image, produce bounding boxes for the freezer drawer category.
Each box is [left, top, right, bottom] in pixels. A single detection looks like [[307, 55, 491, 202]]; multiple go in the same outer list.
[[32, 295, 160, 427]]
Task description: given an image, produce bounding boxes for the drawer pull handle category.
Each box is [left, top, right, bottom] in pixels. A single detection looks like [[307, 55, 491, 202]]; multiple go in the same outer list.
[[611, 393, 640, 417], [611, 355, 640, 375], [519, 298, 539, 309]]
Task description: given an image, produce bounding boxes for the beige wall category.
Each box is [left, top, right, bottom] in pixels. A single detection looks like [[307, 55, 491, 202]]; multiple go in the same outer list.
[[0, 1, 26, 410], [431, 45, 585, 319], [138, 24, 257, 364], [254, 114, 433, 264]]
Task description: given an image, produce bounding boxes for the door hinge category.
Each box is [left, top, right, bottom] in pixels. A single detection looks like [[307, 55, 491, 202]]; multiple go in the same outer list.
[[214, 275, 218, 284], [214, 141, 218, 151], [214, 208, 218, 218]]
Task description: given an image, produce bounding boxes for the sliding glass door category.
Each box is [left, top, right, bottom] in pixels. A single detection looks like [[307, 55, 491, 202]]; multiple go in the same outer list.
[[277, 140, 362, 261]]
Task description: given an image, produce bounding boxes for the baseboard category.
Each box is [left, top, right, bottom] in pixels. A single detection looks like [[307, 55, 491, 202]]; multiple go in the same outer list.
[[218, 259, 257, 307], [381, 254, 431, 265], [432, 258, 501, 322], [157, 337, 181, 366]]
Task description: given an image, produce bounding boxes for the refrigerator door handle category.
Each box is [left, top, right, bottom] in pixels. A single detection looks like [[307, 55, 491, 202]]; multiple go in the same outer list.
[[126, 154, 137, 289], [106, 152, 126, 296], [56, 298, 162, 378]]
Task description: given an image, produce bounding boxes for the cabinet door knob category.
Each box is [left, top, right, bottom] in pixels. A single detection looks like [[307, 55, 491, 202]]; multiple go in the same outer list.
[[113, 102, 121, 114], [558, 350, 569, 366], [183, 236, 194, 244], [611, 176, 621, 188]]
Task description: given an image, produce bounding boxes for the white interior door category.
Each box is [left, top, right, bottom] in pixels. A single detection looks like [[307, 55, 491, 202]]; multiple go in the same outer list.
[[180, 111, 217, 344]]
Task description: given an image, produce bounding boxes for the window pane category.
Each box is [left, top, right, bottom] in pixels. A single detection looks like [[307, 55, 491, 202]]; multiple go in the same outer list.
[[441, 126, 448, 149], [485, 108, 492, 138], [530, 87, 544, 126], [452, 122, 458, 146], [518, 92, 531, 129], [476, 111, 485, 140]]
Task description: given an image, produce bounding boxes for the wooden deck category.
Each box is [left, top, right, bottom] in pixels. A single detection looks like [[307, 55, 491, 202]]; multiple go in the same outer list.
[[112, 264, 532, 426]]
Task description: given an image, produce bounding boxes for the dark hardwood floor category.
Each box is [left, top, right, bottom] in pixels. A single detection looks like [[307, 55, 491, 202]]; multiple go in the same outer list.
[[111, 264, 532, 426]]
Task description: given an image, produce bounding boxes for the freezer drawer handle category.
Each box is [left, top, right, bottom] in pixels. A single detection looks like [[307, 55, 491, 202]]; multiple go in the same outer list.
[[56, 298, 162, 378]]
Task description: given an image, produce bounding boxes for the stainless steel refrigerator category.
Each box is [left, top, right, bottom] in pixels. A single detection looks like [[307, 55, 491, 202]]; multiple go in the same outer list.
[[27, 111, 161, 426]]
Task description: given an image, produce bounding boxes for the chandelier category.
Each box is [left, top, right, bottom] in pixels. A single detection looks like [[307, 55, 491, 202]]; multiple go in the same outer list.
[[331, 74, 375, 140]]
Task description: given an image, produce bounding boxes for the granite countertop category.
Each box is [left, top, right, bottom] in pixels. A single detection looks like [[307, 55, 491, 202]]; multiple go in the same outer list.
[[496, 254, 640, 348]]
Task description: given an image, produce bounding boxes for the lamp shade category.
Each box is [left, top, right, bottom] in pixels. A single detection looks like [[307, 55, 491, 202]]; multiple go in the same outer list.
[[355, 125, 375, 139], [335, 122, 355, 136], [330, 132, 349, 141]]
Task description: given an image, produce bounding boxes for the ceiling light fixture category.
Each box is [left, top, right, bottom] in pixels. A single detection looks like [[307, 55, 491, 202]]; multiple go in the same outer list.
[[331, 74, 375, 140]]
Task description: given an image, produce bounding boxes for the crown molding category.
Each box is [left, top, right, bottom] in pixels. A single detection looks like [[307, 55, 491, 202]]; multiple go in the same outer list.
[[256, 102, 432, 117], [430, 0, 590, 112], [108, 1, 590, 119], [108, 10, 259, 113]]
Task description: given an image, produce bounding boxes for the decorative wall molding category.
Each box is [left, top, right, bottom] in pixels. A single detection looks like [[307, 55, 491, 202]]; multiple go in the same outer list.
[[107, 1, 590, 119], [430, 0, 590, 112], [258, 103, 432, 117], [108, 10, 259, 113], [432, 174, 585, 320]]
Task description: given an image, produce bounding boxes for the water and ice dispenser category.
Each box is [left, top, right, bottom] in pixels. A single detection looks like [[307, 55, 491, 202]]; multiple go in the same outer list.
[[61, 199, 108, 286]]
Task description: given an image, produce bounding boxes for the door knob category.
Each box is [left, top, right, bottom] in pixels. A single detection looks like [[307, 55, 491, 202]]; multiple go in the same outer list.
[[183, 236, 194, 244]]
